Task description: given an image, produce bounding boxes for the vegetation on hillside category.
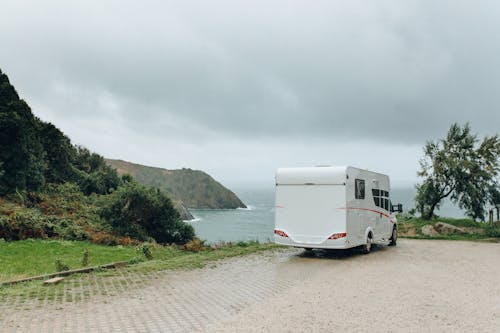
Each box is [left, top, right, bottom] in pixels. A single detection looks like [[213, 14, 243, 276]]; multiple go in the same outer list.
[[106, 159, 246, 209], [0, 70, 119, 196], [397, 216, 500, 240], [0, 183, 109, 243], [0, 69, 193, 245], [101, 179, 194, 243], [415, 123, 500, 220]]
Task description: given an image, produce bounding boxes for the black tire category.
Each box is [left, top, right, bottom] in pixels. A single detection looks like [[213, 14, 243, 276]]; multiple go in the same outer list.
[[304, 248, 313, 252], [361, 234, 373, 254], [389, 227, 397, 246]]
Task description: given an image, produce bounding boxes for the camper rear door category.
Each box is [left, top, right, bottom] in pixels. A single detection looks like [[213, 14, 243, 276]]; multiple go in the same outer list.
[[275, 184, 346, 244]]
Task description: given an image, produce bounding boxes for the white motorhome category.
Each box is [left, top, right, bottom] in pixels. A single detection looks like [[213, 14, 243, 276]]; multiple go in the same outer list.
[[274, 166, 402, 253]]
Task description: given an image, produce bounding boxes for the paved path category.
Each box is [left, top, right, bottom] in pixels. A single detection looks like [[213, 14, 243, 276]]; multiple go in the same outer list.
[[0, 239, 499, 332]]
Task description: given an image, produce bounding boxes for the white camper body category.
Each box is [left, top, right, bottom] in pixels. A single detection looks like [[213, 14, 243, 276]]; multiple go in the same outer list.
[[274, 166, 398, 252]]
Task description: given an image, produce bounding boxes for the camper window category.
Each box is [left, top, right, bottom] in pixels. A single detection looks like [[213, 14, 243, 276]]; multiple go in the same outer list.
[[372, 189, 390, 210], [355, 179, 365, 199]]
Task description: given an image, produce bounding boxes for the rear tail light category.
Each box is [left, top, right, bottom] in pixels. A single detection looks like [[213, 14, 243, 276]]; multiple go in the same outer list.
[[274, 229, 289, 238], [328, 232, 347, 240]]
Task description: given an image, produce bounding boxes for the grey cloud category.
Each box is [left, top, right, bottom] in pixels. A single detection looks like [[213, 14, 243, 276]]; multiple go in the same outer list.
[[1, 0, 499, 185]]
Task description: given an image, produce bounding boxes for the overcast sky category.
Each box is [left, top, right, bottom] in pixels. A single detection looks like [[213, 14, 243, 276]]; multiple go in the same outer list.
[[2, 0, 499, 189]]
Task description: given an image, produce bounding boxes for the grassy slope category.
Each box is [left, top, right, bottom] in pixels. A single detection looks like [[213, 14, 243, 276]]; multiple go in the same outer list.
[[0, 240, 282, 283], [0, 184, 135, 245], [105, 159, 246, 209]]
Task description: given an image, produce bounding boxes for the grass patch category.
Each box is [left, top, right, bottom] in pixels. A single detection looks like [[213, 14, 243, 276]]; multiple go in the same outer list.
[[0, 239, 137, 282], [0, 239, 283, 283], [0, 239, 284, 301]]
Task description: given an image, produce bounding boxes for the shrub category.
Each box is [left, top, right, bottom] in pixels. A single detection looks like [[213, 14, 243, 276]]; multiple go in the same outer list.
[[87, 231, 119, 246], [100, 181, 195, 244], [184, 238, 207, 252], [0, 210, 48, 240], [137, 243, 153, 260], [55, 259, 70, 272], [82, 248, 89, 267], [117, 236, 136, 246], [485, 225, 500, 238]]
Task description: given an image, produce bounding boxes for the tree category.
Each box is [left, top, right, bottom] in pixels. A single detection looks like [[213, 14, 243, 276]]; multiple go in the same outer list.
[[38, 122, 77, 184], [0, 69, 122, 195], [73, 146, 121, 195], [100, 180, 195, 244], [416, 123, 500, 220], [0, 70, 47, 194]]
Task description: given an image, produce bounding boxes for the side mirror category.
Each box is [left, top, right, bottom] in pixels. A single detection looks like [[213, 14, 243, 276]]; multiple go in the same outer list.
[[391, 203, 403, 213]]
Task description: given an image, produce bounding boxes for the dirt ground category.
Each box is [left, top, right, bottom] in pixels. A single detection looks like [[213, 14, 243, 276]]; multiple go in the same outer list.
[[207, 239, 500, 333], [1, 239, 499, 332]]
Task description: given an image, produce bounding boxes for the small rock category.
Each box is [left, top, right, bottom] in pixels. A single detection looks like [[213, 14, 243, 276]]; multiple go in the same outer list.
[[44, 277, 64, 285], [421, 225, 439, 236], [434, 222, 467, 235]]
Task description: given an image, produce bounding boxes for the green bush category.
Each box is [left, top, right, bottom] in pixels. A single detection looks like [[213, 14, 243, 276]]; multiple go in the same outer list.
[[485, 225, 500, 237], [100, 181, 195, 244], [137, 243, 153, 260], [55, 259, 70, 272]]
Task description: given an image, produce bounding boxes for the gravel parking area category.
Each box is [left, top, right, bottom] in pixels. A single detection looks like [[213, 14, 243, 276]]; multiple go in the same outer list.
[[209, 239, 500, 333], [1, 239, 499, 332]]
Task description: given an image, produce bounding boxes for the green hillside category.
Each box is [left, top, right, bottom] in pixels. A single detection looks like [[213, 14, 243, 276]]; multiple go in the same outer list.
[[0, 68, 194, 245], [106, 159, 246, 209]]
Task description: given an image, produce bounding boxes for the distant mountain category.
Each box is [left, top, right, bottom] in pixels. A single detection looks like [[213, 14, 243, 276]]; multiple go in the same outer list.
[[105, 159, 246, 210]]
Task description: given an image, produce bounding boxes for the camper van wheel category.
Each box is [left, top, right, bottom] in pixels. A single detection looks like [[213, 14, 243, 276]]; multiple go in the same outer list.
[[304, 248, 313, 252], [362, 234, 372, 254], [389, 227, 397, 246]]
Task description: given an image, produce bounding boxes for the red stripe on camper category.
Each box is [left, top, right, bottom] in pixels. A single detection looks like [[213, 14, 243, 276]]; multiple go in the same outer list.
[[337, 207, 391, 219]]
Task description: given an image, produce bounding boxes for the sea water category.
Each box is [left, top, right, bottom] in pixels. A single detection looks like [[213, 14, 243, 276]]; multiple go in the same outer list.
[[187, 187, 466, 243]]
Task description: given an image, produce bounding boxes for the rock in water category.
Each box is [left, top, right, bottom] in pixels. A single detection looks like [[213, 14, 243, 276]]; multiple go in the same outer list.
[[173, 200, 195, 221]]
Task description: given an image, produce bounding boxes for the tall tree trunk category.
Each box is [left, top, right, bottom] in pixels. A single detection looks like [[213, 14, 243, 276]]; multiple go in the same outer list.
[[424, 187, 455, 220], [425, 201, 439, 220]]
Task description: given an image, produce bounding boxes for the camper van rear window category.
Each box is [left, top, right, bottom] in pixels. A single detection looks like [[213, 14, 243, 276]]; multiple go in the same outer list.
[[355, 179, 365, 199]]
